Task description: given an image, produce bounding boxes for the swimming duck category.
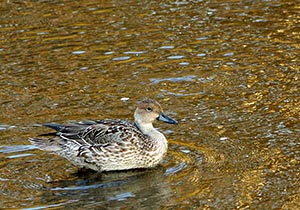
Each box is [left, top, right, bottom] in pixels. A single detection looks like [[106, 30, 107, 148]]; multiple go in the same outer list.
[[29, 98, 177, 172]]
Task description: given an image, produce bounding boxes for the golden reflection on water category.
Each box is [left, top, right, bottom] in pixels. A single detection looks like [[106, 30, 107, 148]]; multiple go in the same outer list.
[[0, 0, 300, 209]]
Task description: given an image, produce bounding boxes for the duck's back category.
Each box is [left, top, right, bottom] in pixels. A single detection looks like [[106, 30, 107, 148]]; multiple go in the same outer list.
[[46, 120, 143, 143]]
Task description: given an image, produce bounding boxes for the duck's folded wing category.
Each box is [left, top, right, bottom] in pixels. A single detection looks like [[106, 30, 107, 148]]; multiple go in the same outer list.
[[78, 122, 141, 145]]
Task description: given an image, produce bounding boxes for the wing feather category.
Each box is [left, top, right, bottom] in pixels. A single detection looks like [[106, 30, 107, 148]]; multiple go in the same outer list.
[[54, 119, 145, 146]]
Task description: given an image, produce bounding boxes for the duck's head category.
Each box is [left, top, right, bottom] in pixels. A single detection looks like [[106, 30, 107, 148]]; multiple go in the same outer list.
[[134, 98, 178, 125]]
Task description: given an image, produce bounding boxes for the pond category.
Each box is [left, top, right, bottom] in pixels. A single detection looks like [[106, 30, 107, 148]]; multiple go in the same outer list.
[[0, 0, 299, 209]]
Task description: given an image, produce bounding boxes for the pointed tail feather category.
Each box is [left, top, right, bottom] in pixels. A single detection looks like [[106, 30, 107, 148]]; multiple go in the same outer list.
[[44, 123, 66, 132], [29, 137, 63, 151], [44, 123, 89, 134]]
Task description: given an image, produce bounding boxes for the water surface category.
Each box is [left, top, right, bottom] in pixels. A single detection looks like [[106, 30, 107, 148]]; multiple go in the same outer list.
[[0, 0, 299, 209]]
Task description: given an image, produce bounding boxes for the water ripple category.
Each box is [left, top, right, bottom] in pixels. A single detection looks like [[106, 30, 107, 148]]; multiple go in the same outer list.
[[108, 192, 136, 201], [112, 56, 131, 61], [0, 124, 16, 131], [159, 46, 174, 49], [72, 50, 86, 55], [167, 55, 185, 59], [0, 145, 36, 153], [223, 52, 234, 57], [123, 51, 146, 55], [196, 53, 206, 57], [164, 162, 187, 176], [21, 200, 77, 210], [51, 179, 128, 191], [150, 75, 196, 84]]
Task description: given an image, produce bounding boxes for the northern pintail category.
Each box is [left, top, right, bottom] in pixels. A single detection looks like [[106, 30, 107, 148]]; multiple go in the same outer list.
[[29, 98, 177, 172]]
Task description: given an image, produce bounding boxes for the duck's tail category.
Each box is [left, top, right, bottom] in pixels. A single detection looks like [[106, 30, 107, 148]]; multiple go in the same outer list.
[[28, 137, 66, 151]]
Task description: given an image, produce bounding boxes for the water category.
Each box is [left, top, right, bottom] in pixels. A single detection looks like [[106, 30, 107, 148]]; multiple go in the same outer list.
[[1, 0, 299, 209]]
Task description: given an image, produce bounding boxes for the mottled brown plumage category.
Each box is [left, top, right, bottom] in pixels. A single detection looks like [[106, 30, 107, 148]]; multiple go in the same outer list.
[[29, 98, 177, 172]]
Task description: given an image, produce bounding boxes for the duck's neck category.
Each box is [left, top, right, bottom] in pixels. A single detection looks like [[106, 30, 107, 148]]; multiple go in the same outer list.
[[135, 120, 165, 141], [135, 120, 168, 156]]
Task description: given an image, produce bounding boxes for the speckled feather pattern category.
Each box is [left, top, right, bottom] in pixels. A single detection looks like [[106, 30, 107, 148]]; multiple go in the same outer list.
[[29, 98, 177, 172]]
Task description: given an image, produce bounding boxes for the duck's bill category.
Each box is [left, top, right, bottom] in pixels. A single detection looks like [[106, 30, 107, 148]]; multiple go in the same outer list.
[[158, 112, 178, 124]]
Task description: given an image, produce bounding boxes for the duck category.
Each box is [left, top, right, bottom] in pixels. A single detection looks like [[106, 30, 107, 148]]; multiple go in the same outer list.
[[29, 98, 177, 172]]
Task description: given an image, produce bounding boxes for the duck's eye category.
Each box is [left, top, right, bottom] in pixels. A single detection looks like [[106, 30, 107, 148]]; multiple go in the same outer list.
[[146, 107, 153, 112]]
